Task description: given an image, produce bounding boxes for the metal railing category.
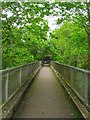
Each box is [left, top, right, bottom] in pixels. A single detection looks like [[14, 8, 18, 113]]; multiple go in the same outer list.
[[0, 61, 41, 107], [51, 61, 90, 108]]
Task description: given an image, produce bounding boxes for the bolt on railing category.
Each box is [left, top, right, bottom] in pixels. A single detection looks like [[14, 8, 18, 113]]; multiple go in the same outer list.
[[0, 61, 41, 107], [51, 61, 90, 109]]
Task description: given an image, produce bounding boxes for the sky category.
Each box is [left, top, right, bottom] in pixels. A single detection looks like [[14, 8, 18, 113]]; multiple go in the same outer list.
[[44, 15, 60, 31], [6, 9, 60, 31], [2, 0, 63, 32]]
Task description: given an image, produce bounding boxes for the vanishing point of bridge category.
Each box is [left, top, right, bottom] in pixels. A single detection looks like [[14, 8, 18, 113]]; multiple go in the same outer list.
[[1, 61, 90, 119]]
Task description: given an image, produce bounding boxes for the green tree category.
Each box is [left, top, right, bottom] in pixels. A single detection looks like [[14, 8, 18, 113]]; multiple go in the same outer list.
[[1, 1, 89, 70], [1, 2, 50, 69], [50, 20, 88, 69], [52, 2, 90, 69]]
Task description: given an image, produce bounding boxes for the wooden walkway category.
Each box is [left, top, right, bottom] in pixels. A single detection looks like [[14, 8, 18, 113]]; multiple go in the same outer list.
[[13, 66, 75, 118]]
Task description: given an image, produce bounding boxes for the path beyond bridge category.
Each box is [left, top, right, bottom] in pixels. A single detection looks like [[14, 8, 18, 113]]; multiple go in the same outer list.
[[13, 66, 73, 118]]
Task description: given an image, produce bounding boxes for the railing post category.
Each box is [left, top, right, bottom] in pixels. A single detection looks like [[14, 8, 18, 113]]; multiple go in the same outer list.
[[28, 65, 29, 77], [5, 72, 9, 102], [0, 73, 2, 120], [32, 63, 33, 74], [84, 73, 88, 105], [71, 68, 74, 88], [19, 68, 22, 86], [0, 71, 2, 107], [27, 65, 29, 77]]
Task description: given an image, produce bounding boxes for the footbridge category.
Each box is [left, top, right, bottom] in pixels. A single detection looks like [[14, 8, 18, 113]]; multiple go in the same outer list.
[[0, 61, 90, 119]]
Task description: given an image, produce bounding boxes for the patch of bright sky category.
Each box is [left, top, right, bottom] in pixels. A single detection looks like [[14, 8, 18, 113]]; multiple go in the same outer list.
[[3, 0, 60, 31], [45, 0, 55, 3], [44, 15, 60, 31], [5, 9, 60, 32], [2, 10, 13, 18]]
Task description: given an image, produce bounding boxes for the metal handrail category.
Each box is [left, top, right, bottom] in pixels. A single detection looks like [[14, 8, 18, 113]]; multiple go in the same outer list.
[[0, 61, 38, 73], [51, 61, 90, 109], [0, 61, 41, 107], [53, 61, 90, 74]]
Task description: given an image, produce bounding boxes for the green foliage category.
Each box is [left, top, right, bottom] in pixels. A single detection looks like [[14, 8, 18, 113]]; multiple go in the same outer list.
[[2, 2, 50, 69], [1, 2, 89, 70], [50, 20, 88, 69]]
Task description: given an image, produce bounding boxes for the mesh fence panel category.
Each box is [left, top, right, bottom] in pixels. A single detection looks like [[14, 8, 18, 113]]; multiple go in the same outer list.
[[51, 61, 89, 106], [1, 61, 41, 106], [28, 64, 33, 76], [8, 69, 20, 98], [2, 73, 7, 104], [21, 66, 28, 84]]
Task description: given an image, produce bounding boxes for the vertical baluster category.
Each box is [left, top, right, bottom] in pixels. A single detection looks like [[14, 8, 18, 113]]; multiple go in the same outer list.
[[0, 71, 2, 107], [84, 72, 88, 105], [71, 68, 73, 88], [32, 63, 33, 74], [27, 65, 28, 79], [20, 68, 22, 86], [28, 65, 29, 77], [5, 72, 9, 102]]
